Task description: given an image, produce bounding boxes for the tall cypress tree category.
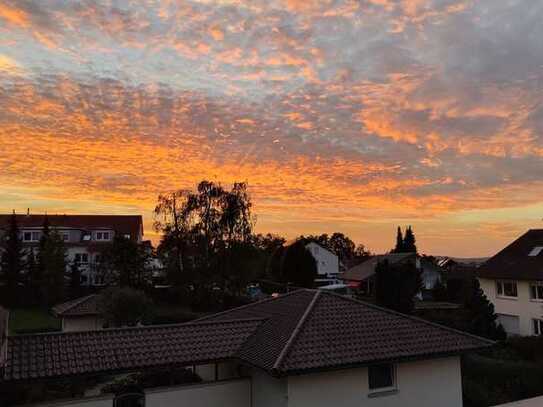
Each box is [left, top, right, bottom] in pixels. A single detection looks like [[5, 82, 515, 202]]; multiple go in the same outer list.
[[394, 227, 404, 253], [0, 212, 25, 306], [403, 226, 417, 253]]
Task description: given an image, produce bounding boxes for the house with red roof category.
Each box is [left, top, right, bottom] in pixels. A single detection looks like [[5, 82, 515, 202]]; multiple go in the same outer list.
[[0, 289, 491, 407], [0, 214, 144, 287]]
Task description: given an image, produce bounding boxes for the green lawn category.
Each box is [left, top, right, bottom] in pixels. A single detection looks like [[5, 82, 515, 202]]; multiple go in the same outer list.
[[8, 308, 61, 335]]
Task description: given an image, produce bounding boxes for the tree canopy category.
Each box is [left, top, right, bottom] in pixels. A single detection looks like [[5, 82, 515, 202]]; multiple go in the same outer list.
[[375, 259, 422, 314], [0, 212, 25, 306]]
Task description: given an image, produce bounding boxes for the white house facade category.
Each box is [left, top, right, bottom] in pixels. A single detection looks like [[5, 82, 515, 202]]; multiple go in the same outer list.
[[305, 241, 339, 279], [478, 229, 543, 336]]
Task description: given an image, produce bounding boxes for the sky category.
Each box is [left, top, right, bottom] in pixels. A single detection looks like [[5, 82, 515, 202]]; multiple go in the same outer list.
[[0, 0, 542, 257]]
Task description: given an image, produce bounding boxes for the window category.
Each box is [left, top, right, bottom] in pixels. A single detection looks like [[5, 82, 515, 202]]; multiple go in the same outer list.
[[22, 231, 41, 242], [533, 319, 543, 336], [124, 234, 131, 239], [95, 231, 111, 241], [113, 392, 145, 407], [530, 282, 543, 301], [60, 232, 69, 242], [529, 247, 543, 257], [75, 253, 89, 264], [496, 280, 518, 298], [368, 364, 396, 392]]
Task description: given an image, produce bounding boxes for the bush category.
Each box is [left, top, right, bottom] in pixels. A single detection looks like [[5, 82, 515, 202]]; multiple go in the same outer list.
[[101, 368, 201, 394], [98, 287, 154, 327], [463, 353, 543, 407]]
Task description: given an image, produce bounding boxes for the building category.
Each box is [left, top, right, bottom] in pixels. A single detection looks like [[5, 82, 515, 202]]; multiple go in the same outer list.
[[0, 289, 491, 407], [478, 229, 543, 336], [0, 214, 144, 287], [52, 295, 102, 332], [305, 241, 340, 280], [339, 253, 443, 298]]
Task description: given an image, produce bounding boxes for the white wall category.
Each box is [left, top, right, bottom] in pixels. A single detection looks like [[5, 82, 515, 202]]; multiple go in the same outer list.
[[25, 379, 251, 407], [62, 316, 103, 332], [250, 368, 288, 407], [306, 242, 339, 277], [479, 278, 543, 336], [287, 357, 463, 407]]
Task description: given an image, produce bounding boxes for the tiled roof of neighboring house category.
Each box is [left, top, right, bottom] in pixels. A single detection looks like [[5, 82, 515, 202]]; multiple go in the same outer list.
[[339, 253, 415, 282], [2, 319, 263, 381], [200, 289, 492, 376], [0, 215, 143, 241], [52, 295, 99, 317], [1, 290, 492, 382], [478, 229, 543, 280]]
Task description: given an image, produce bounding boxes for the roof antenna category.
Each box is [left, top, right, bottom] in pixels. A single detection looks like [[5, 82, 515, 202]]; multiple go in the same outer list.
[[26, 208, 30, 216]]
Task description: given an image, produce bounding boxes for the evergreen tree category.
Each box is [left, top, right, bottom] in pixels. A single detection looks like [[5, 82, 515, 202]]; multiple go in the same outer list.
[[38, 231, 66, 306], [465, 278, 506, 340], [375, 259, 422, 314], [0, 212, 25, 306], [394, 227, 404, 253], [403, 226, 417, 253]]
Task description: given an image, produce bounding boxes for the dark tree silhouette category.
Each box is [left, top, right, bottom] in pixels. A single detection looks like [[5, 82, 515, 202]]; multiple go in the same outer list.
[[375, 259, 422, 314], [465, 278, 506, 340], [393, 226, 404, 253], [403, 226, 417, 253], [38, 230, 66, 306], [282, 241, 317, 288], [0, 212, 25, 306], [99, 235, 152, 290]]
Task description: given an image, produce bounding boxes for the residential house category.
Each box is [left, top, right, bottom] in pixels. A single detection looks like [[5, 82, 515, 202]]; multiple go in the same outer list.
[[0, 214, 144, 287], [52, 295, 102, 332], [478, 229, 543, 336], [305, 241, 340, 280], [0, 289, 491, 407], [339, 253, 443, 298]]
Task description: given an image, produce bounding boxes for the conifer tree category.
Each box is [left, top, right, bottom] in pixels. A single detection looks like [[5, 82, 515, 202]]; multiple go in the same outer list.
[[394, 227, 404, 253], [465, 278, 506, 340], [0, 212, 25, 306], [403, 226, 417, 253]]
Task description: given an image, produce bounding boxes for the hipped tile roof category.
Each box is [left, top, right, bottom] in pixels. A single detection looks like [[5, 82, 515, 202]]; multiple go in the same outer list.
[[1, 290, 492, 382], [2, 319, 262, 381]]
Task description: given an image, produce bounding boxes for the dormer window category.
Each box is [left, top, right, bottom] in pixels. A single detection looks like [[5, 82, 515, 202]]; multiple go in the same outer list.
[[96, 231, 111, 241]]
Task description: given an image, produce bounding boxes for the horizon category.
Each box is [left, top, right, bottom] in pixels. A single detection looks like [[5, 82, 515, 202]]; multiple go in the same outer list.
[[1, 1, 543, 257]]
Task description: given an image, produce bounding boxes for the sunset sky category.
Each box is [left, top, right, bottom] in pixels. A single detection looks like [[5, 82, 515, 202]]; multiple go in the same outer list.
[[0, 0, 542, 257]]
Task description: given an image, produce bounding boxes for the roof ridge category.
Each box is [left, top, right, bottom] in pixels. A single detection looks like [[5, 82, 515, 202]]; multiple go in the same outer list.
[[8, 317, 266, 338], [320, 291, 495, 345], [195, 289, 313, 322], [272, 290, 322, 373]]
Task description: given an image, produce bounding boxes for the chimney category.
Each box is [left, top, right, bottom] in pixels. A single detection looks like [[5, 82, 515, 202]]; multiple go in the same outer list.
[[26, 208, 30, 216]]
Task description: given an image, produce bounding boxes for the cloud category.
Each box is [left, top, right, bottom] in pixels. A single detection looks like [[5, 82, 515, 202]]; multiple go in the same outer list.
[[1, 0, 542, 255]]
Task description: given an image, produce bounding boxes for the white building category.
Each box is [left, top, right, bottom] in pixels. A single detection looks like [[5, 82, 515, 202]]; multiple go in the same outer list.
[[478, 229, 543, 336], [1, 289, 491, 407], [305, 241, 339, 279], [0, 214, 144, 287]]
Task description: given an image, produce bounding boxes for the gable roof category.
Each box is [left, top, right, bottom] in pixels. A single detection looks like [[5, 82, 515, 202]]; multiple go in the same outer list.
[[0, 215, 143, 240], [1, 290, 492, 382], [339, 253, 415, 282], [199, 289, 492, 376], [52, 295, 99, 317], [478, 229, 543, 280]]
